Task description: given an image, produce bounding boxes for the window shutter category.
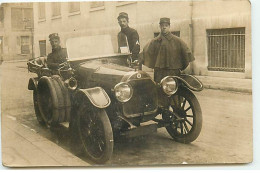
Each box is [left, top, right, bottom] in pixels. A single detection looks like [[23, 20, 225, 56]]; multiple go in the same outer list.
[[17, 36, 20, 46], [0, 7, 4, 23], [17, 36, 21, 54]]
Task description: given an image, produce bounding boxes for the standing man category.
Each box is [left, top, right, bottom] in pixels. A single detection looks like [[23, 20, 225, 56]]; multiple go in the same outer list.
[[117, 12, 141, 69], [142, 18, 195, 83], [46, 33, 68, 70]]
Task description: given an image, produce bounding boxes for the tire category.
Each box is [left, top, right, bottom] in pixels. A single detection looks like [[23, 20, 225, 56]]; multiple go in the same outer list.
[[33, 89, 46, 126], [37, 76, 71, 126], [162, 87, 202, 143], [76, 103, 113, 163], [69, 108, 84, 156]]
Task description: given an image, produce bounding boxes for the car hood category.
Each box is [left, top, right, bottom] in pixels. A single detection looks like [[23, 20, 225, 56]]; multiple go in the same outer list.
[[80, 60, 132, 74], [77, 61, 132, 88], [76, 61, 152, 89]]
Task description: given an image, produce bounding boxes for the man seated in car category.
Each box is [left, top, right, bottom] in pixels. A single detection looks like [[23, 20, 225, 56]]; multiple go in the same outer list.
[[46, 33, 68, 70]]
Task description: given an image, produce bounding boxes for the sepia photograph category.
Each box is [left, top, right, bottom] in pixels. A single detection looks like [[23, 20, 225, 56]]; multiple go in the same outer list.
[[0, 0, 253, 167]]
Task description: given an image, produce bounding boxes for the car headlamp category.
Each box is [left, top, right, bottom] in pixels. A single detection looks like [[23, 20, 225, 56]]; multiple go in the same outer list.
[[160, 76, 178, 96], [114, 82, 133, 102]]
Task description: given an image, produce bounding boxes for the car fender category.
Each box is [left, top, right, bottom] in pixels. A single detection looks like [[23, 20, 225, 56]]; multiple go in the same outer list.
[[173, 74, 203, 91], [28, 77, 39, 90], [76, 87, 111, 108]]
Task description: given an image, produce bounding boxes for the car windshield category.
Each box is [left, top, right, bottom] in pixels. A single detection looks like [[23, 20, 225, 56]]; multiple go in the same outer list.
[[66, 35, 123, 61]]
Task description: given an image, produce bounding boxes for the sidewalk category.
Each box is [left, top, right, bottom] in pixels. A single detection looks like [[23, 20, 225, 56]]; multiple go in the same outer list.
[[195, 75, 252, 93], [1, 113, 89, 167]]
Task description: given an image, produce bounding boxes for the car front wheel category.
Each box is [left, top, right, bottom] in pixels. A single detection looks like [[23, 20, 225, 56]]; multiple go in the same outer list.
[[76, 103, 113, 163], [162, 87, 202, 144]]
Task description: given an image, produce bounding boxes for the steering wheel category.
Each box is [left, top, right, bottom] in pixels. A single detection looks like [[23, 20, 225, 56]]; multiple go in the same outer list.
[[58, 61, 69, 70]]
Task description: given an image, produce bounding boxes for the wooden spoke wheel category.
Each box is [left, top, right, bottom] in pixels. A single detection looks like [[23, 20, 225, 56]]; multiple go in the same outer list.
[[76, 104, 113, 163], [162, 87, 202, 143]]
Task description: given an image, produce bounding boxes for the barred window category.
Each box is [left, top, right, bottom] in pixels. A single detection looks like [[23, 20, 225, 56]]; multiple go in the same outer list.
[[207, 28, 245, 72], [38, 3, 45, 20], [90, 1, 104, 8], [52, 2, 61, 17], [68, 2, 80, 13], [154, 31, 180, 38], [21, 36, 30, 54]]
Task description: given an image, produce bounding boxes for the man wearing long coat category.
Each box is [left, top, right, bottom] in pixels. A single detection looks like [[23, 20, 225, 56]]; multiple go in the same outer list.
[[143, 18, 195, 83]]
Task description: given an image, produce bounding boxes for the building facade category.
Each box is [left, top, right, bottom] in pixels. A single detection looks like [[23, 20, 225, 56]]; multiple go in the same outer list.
[[32, 0, 251, 78], [0, 3, 34, 62]]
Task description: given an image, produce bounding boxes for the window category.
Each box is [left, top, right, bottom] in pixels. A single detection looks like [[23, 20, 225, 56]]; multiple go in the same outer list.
[[11, 8, 33, 30], [90, 1, 105, 11], [90, 1, 104, 8], [11, 8, 23, 29], [154, 31, 180, 38], [207, 28, 245, 72], [23, 8, 33, 28], [39, 40, 46, 56], [38, 3, 46, 20], [52, 2, 61, 17], [68, 2, 80, 13], [21, 36, 30, 54]]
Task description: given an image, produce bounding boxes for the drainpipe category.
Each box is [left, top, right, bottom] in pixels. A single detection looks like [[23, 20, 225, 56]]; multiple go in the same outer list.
[[189, 0, 194, 74], [31, 27, 34, 59]]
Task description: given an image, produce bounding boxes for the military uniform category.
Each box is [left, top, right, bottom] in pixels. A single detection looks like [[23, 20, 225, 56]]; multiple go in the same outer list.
[[47, 47, 68, 70], [46, 33, 68, 70], [142, 18, 195, 83], [117, 12, 140, 62], [118, 27, 140, 60]]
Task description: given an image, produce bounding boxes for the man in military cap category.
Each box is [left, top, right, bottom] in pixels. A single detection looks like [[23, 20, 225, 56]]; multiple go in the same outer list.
[[117, 12, 141, 69], [142, 17, 195, 83], [46, 33, 68, 70]]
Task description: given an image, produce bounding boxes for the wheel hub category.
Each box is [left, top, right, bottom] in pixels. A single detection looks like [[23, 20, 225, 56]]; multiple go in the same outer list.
[[174, 108, 187, 119]]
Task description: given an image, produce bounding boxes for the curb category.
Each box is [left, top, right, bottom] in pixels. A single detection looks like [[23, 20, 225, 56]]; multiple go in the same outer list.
[[203, 84, 252, 93], [1, 60, 28, 63]]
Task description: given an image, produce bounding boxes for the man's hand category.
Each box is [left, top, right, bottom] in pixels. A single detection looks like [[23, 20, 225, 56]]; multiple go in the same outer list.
[[127, 55, 142, 70], [132, 60, 139, 66], [127, 56, 133, 67]]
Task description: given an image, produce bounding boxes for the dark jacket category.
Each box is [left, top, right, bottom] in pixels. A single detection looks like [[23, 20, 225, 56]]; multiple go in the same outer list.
[[47, 47, 68, 70], [118, 26, 140, 60], [143, 33, 195, 70]]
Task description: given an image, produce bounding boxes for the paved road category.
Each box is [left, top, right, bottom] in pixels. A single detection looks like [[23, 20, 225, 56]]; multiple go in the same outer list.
[[1, 61, 253, 166]]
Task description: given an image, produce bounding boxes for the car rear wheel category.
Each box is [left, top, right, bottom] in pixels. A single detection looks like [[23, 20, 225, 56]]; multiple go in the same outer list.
[[162, 87, 202, 143], [76, 103, 113, 163], [33, 89, 46, 125], [37, 76, 71, 126]]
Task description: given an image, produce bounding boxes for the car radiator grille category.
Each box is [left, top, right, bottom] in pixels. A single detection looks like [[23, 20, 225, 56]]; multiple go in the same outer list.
[[122, 79, 158, 118]]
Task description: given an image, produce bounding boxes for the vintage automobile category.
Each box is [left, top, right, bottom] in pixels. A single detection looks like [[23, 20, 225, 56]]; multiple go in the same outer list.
[[27, 35, 203, 163]]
